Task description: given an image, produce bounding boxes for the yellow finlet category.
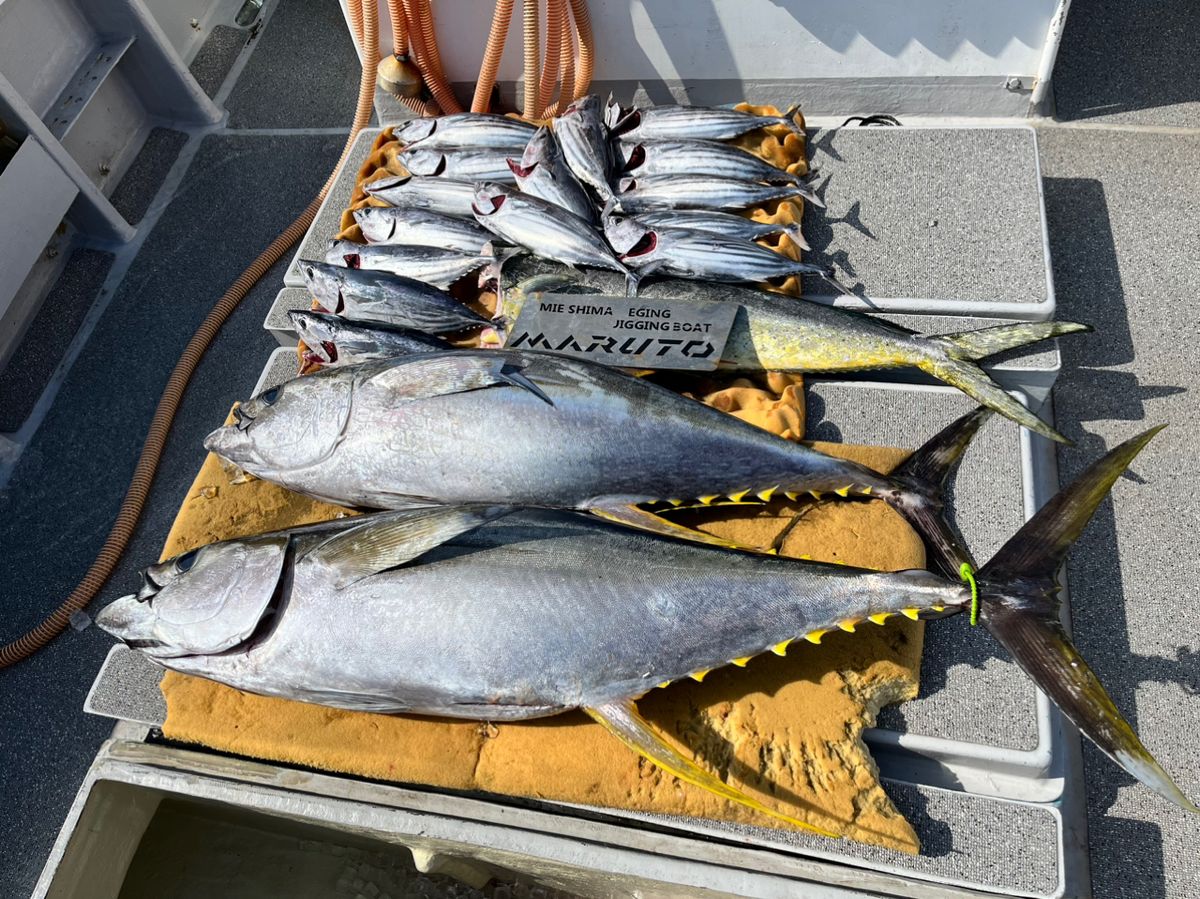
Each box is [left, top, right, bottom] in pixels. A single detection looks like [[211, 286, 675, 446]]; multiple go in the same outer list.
[[804, 629, 828, 644], [689, 669, 710, 682], [657, 681, 671, 689], [808, 490, 822, 500], [834, 485, 851, 497], [860, 485, 872, 495], [757, 486, 777, 502], [698, 494, 719, 505], [771, 639, 791, 656], [932, 604, 945, 612], [731, 656, 751, 667], [728, 489, 750, 503], [868, 612, 892, 625], [784, 491, 799, 501], [900, 608, 921, 620], [838, 619, 858, 633], [667, 498, 683, 507], [798, 553, 812, 560]]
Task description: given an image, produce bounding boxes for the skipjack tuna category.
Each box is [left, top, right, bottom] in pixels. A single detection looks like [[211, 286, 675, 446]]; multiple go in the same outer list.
[[98, 428, 1198, 831], [301, 260, 493, 334], [206, 350, 990, 577]]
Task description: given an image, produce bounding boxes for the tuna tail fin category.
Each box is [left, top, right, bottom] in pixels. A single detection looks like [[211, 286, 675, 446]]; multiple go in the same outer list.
[[936, 321, 1092, 362], [975, 425, 1198, 813], [585, 700, 840, 837], [781, 103, 805, 139], [782, 222, 811, 251], [884, 406, 990, 578], [919, 352, 1070, 445]]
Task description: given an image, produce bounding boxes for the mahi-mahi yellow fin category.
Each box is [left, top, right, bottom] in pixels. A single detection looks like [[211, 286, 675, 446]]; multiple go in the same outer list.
[[585, 700, 838, 838]]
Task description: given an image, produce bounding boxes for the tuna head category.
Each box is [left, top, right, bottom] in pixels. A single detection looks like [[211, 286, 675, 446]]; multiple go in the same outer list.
[[203, 369, 354, 476], [289, 310, 341, 365], [394, 118, 438, 145], [95, 535, 288, 659], [603, 214, 661, 269], [507, 126, 552, 180], [301, 260, 347, 313], [471, 182, 509, 219]]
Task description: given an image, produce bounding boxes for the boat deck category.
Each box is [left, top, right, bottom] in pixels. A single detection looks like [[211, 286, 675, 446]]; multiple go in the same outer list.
[[1, 0, 1198, 895]]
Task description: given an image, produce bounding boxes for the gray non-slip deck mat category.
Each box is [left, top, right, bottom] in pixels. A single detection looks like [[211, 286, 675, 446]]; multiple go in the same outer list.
[[801, 127, 1051, 315], [109, 128, 189, 226], [0, 249, 114, 432], [189, 24, 249, 99], [803, 381, 1039, 750], [285, 128, 381, 286], [226, 0, 362, 128]]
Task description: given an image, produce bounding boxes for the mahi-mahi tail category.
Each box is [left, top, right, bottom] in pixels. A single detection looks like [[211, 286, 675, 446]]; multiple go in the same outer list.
[[918, 321, 1092, 445]]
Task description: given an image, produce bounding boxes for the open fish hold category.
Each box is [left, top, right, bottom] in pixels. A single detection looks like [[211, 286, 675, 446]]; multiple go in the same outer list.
[[499, 262, 1088, 444], [207, 349, 988, 577], [98, 428, 1199, 833]]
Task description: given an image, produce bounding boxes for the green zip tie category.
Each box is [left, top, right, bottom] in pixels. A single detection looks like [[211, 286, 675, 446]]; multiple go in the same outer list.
[[959, 562, 980, 626]]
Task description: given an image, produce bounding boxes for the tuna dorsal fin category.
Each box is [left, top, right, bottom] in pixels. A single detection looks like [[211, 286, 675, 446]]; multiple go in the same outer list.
[[585, 700, 838, 838], [366, 354, 554, 406], [304, 506, 509, 589]]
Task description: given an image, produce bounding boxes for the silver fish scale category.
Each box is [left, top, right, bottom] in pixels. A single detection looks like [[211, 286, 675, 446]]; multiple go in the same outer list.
[[354, 207, 493, 254], [616, 175, 810, 212], [618, 138, 798, 185], [553, 96, 615, 201], [400, 147, 518, 184], [625, 227, 829, 282], [616, 104, 800, 141], [513, 127, 596, 222], [363, 176, 479, 217], [474, 191, 626, 275], [324, 240, 490, 290], [396, 112, 536, 150]]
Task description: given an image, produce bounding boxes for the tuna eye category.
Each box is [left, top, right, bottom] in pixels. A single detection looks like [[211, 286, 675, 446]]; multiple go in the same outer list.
[[174, 549, 199, 574], [259, 386, 282, 406]]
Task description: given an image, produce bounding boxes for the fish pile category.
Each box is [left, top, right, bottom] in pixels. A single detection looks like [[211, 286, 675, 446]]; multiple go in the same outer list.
[[312, 97, 837, 303], [96, 101, 1199, 837]]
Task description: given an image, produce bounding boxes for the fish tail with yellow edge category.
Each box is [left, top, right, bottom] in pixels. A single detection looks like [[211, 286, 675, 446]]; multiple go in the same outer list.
[[972, 424, 1198, 815], [585, 699, 840, 838]]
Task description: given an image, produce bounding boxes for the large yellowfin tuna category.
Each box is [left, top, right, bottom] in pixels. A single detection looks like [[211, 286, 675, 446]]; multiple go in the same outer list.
[[98, 428, 1198, 831]]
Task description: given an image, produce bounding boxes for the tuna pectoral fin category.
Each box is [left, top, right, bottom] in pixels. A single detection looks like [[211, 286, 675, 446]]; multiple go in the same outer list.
[[585, 700, 838, 837], [936, 321, 1091, 362], [977, 425, 1198, 813], [588, 503, 767, 553], [304, 505, 510, 589], [369, 354, 554, 406]]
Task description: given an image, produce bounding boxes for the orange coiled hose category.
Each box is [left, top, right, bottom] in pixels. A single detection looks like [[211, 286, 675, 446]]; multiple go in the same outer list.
[[537, 0, 563, 116], [0, 0, 382, 670], [551, 1, 576, 116], [521, 0, 541, 118], [401, 0, 459, 115], [471, 0, 514, 113], [386, 0, 443, 117], [567, 0, 593, 98]]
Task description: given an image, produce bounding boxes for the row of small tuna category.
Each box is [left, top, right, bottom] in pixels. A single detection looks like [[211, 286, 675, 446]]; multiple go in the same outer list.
[[321, 96, 842, 296]]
